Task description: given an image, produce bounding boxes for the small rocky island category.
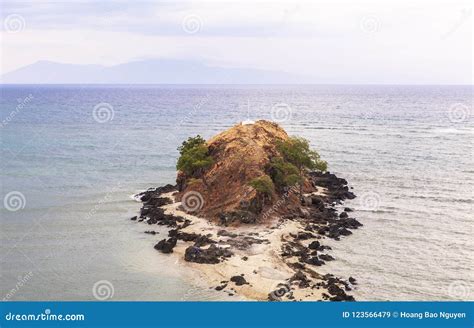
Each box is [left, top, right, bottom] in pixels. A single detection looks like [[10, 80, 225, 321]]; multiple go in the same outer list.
[[131, 120, 362, 301]]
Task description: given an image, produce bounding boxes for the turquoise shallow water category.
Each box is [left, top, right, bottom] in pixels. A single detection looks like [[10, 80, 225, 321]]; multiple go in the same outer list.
[[0, 85, 472, 300]]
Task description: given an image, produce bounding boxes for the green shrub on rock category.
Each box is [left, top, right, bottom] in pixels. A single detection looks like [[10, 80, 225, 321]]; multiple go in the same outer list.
[[270, 136, 327, 194], [248, 175, 275, 197], [176, 135, 214, 183]]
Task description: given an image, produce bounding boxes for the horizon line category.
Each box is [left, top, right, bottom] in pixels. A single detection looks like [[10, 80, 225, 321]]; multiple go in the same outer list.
[[1, 83, 473, 87]]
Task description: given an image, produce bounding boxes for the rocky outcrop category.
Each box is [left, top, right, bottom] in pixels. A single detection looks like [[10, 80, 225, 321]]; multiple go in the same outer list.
[[131, 121, 362, 302], [176, 120, 340, 224]]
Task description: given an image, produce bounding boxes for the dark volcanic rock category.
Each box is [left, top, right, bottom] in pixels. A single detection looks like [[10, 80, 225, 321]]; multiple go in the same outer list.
[[154, 237, 177, 253], [339, 212, 348, 219], [305, 256, 325, 266], [170, 230, 216, 246], [132, 166, 360, 302], [308, 241, 321, 250], [290, 271, 310, 288], [319, 254, 335, 261], [137, 184, 176, 201], [230, 275, 248, 286], [215, 283, 227, 291], [327, 284, 355, 302], [292, 232, 316, 240], [184, 245, 233, 264]]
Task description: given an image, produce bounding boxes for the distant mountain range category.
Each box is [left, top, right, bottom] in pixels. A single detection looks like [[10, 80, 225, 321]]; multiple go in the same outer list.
[[1, 60, 307, 84]]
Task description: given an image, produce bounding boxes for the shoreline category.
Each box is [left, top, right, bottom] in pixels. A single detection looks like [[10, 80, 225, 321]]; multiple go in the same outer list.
[[130, 172, 362, 301]]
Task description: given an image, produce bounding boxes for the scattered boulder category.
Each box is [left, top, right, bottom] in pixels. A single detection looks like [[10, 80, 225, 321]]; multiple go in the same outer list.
[[184, 245, 233, 264], [305, 256, 325, 266], [154, 237, 177, 253], [319, 254, 335, 261], [339, 212, 348, 219], [215, 283, 227, 291], [230, 275, 248, 286], [308, 241, 321, 250]]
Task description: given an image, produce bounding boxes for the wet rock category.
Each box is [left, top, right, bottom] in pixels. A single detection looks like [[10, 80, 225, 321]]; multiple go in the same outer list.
[[154, 237, 177, 253], [137, 184, 176, 202], [305, 256, 325, 266], [344, 207, 353, 212], [319, 254, 335, 261], [130, 216, 137, 221], [348, 277, 357, 285], [339, 212, 348, 219], [144, 231, 158, 235], [339, 228, 352, 236]]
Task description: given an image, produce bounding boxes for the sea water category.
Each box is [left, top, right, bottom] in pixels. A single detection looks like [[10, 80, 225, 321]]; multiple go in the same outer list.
[[1, 85, 472, 300]]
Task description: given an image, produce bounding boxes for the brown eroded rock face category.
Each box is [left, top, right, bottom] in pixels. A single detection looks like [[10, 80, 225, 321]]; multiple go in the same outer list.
[[176, 120, 309, 224]]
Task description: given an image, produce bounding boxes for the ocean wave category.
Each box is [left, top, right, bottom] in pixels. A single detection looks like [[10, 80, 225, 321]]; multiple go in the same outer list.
[[130, 193, 143, 202]]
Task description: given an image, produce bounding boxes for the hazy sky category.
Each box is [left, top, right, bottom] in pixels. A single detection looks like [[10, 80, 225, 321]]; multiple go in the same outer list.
[[1, 0, 472, 84]]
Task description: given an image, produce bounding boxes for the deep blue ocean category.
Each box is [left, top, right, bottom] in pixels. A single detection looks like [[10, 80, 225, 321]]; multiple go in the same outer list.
[[0, 85, 472, 301]]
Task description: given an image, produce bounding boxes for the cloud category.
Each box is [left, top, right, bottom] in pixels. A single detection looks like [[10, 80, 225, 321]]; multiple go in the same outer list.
[[1, 0, 472, 84]]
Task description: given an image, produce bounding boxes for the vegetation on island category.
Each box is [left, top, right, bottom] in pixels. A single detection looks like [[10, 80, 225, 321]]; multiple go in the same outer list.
[[269, 136, 327, 195], [177, 133, 327, 211], [176, 135, 213, 186], [246, 136, 327, 211], [248, 175, 275, 208]]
